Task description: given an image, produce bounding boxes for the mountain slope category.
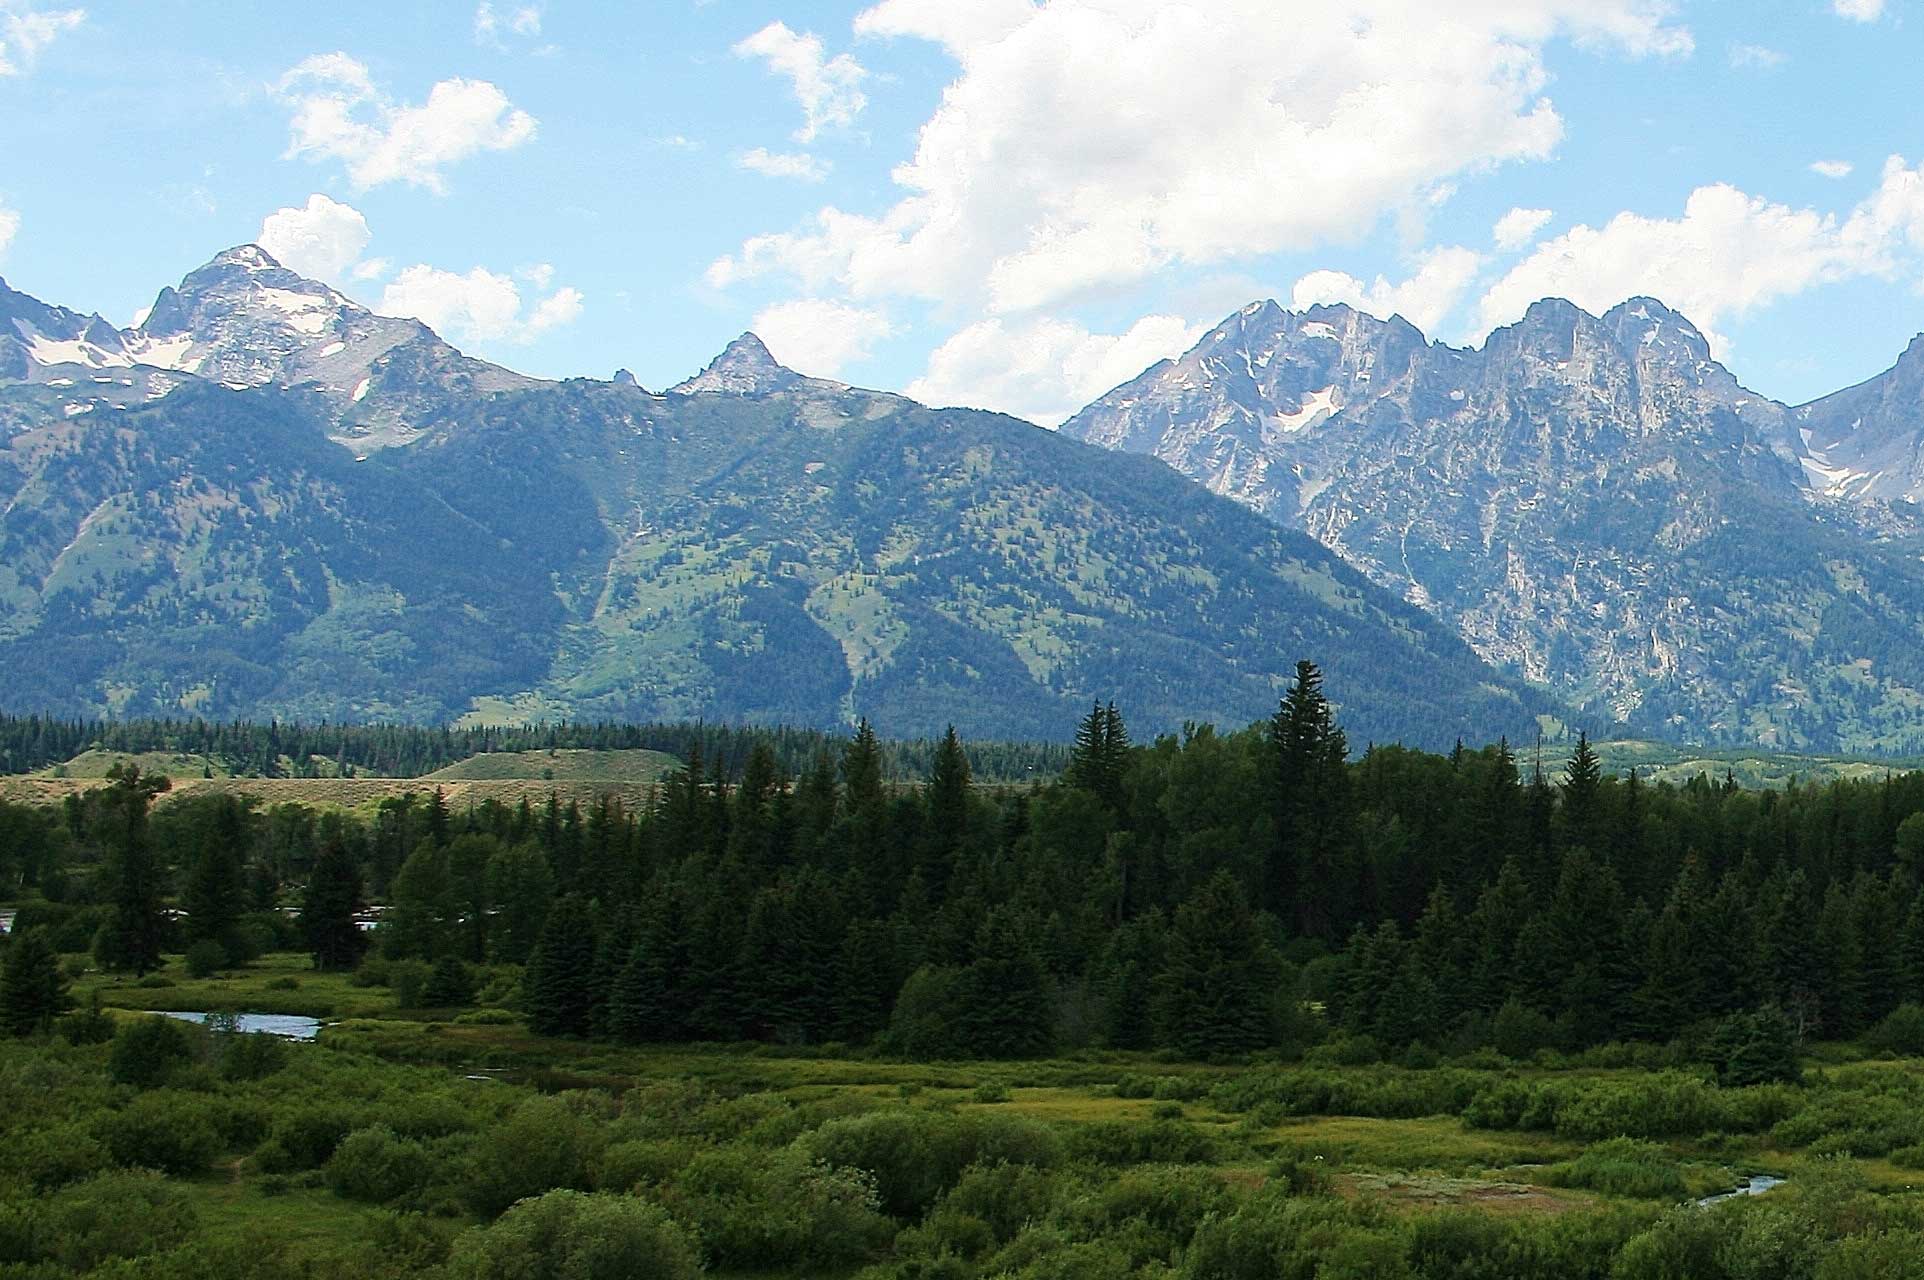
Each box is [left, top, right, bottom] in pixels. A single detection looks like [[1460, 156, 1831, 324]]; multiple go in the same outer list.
[[0, 253, 1554, 744], [1065, 298, 1924, 751]]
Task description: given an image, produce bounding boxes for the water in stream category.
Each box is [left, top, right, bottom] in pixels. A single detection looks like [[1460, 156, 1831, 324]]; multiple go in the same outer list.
[[1697, 1175, 1786, 1207], [153, 1011, 322, 1041]]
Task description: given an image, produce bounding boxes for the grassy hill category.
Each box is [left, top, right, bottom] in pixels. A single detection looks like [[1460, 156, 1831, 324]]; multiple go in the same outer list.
[[1590, 739, 1920, 788], [423, 748, 680, 784], [31, 749, 228, 780]]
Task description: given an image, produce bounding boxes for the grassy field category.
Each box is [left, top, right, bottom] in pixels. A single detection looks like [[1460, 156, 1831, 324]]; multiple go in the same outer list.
[[0, 746, 684, 814], [422, 748, 681, 784]]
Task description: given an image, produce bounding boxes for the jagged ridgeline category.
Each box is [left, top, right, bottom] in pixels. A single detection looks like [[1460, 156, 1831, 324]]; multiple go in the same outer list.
[[1065, 298, 1924, 752], [0, 250, 1553, 746]]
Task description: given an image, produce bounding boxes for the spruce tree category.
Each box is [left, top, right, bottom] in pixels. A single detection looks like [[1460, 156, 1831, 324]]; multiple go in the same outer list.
[[1269, 660, 1351, 938], [1154, 871, 1282, 1057], [94, 764, 171, 976], [526, 895, 600, 1037], [0, 928, 71, 1036], [302, 833, 368, 971], [182, 796, 248, 961]]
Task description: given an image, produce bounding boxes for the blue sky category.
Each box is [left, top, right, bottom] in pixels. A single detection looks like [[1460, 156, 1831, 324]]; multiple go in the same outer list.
[[2, 0, 1922, 423]]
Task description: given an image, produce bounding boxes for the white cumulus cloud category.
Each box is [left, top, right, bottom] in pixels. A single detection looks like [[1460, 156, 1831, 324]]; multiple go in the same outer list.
[[1833, 0, 1885, 20], [1292, 247, 1487, 334], [737, 147, 829, 182], [751, 299, 895, 377], [256, 194, 371, 282], [1473, 157, 1924, 352], [908, 314, 1206, 427], [0, 2, 83, 77], [1811, 160, 1855, 180], [713, 0, 1693, 316], [378, 264, 581, 344], [733, 21, 866, 143], [0, 199, 18, 258], [277, 53, 537, 193], [1494, 207, 1556, 250]]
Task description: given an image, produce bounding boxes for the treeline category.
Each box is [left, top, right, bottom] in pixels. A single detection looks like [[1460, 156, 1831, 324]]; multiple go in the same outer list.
[[0, 712, 1067, 783], [17, 662, 1924, 1062]]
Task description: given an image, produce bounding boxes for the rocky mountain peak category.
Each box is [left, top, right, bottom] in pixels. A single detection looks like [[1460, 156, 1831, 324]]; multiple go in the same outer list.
[[1603, 296, 1714, 366], [671, 332, 802, 396]]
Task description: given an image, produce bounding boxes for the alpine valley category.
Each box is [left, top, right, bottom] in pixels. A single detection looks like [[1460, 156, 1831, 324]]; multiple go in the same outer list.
[[8, 246, 1924, 750], [0, 247, 1550, 746]]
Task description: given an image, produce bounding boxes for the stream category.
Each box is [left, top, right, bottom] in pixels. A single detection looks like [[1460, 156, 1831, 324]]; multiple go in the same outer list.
[[153, 1011, 322, 1041], [1696, 1175, 1787, 1207]]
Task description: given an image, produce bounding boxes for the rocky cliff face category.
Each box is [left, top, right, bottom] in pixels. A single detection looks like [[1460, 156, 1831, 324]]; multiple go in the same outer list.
[[1065, 298, 1924, 750]]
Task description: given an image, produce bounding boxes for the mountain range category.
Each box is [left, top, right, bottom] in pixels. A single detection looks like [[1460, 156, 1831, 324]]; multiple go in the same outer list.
[[0, 248, 1551, 746], [7, 245, 1924, 749], [1063, 297, 1924, 752]]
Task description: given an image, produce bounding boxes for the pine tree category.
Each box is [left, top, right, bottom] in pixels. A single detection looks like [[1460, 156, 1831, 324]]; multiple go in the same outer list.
[[923, 726, 972, 894], [1154, 871, 1282, 1057], [960, 905, 1055, 1057], [526, 895, 600, 1037], [1269, 660, 1351, 937], [94, 764, 171, 975], [0, 928, 71, 1036], [486, 842, 555, 965], [182, 796, 248, 960], [1560, 732, 1603, 848], [302, 833, 368, 971]]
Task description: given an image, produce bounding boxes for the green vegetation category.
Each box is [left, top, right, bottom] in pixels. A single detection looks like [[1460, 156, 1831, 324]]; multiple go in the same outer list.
[[11, 688, 1924, 1272]]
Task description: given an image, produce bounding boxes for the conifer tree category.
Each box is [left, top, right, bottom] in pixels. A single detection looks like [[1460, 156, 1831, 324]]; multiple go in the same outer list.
[[486, 843, 554, 965], [1154, 870, 1281, 1057], [0, 928, 71, 1036], [1269, 661, 1351, 937], [526, 895, 599, 1037], [182, 796, 248, 960], [302, 832, 368, 971], [1560, 731, 1603, 847], [94, 764, 171, 975]]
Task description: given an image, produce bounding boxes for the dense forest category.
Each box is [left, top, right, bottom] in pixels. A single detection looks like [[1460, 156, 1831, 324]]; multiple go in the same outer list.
[[11, 661, 1924, 1068]]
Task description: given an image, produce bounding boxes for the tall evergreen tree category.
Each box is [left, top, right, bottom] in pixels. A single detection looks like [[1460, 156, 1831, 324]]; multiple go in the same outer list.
[[302, 833, 368, 971], [93, 764, 171, 976], [181, 796, 249, 960], [1269, 660, 1352, 938], [526, 895, 600, 1037]]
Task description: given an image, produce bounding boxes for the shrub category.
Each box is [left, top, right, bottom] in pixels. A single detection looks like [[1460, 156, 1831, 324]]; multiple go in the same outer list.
[[1491, 999, 1559, 1060], [454, 1008, 519, 1026], [1067, 1118, 1217, 1166], [97, 1091, 221, 1176], [26, 1171, 198, 1272], [1540, 1138, 1689, 1199], [663, 1146, 891, 1270], [973, 1080, 1013, 1104], [184, 939, 227, 978], [262, 1104, 360, 1171], [57, 994, 115, 1046], [1866, 1004, 1924, 1058], [462, 1094, 609, 1218], [107, 1016, 198, 1087], [325, 1126, 434, 1205], [804, 1109, 1060, 1219], [446, 1190, 700, 1280], [422, 957, 475, 1008], [1707, 1007, 1801, 1086], [221, 1032, 289, 1082], [390, 959, 431, 1008]]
